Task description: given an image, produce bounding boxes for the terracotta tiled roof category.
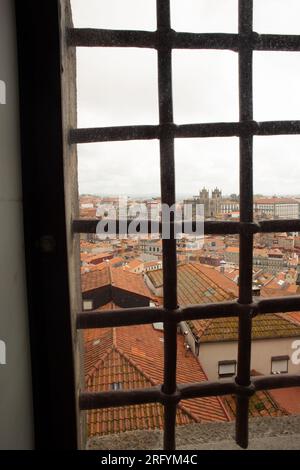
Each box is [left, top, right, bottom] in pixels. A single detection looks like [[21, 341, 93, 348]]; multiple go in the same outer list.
[[80, 208, 98, 219], [286, 284, 299, 295], [146, 270, 163, 288], [110, 267, 153, 299], [147, 263, 238, 303], [225, 247, 239, 253], [223, 391, 288, 419], [284, 311, 300, 325], [81, 265, 111, 292], [81, 264, 103, 274], [81, 252, 113, 265], [192, 313, 300, 343], [109, 257, 124, 265], [146, 264, 300, 342], [269, 387, 300, 415], [123, 260, 144, 270], [81, 264, 153, 299], [223, 370, 288, 419], [84, 324, 229, 436]]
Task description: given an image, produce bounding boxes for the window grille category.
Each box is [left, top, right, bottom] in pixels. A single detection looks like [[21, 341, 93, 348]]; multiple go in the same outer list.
[[67, 0, 300, 450]]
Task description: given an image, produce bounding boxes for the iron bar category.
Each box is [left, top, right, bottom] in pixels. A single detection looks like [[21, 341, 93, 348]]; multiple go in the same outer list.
[[80, 374, 300, 411], [68, 28, 300, 52], [236, 0, 254, 449], [156, 0, 178, 451]]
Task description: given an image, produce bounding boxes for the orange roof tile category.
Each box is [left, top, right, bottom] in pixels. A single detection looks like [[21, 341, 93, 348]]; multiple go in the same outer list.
[[84, 324, 229, 436], [81, 266, 111, 292], [147, 263, 238, 303], [123, 260, 144, 270], [147, 263, 300, 342], [225, 247, 239, 254], [110, 267, 153, 299], [81, 264, 153, 300], [191, 313, 300, 343], [223, 391, 288, 419], [269, 387, 300, 415]]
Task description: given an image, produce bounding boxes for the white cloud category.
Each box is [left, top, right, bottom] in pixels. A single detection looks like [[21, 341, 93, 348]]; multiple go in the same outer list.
[[71, 0, 300, 197]]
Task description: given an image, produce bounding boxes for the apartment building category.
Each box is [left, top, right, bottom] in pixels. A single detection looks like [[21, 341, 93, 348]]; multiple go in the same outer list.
[[254, 198, 300, 220]]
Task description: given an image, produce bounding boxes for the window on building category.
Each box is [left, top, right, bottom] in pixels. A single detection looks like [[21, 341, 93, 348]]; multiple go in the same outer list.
[[218, 360, 237, 378], [271, 356, 289, 374]]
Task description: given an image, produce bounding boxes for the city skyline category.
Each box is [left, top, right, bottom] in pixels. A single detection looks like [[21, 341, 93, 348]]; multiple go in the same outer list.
[[79, 190, 300, 199]]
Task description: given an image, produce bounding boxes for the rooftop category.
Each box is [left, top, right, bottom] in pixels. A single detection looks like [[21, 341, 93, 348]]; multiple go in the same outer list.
[[254, 198, 299, 205], [84, 324, 229, 436], [146, 263, 238, 303], [190, 312, 300, 343], [81, 264, 153, 300]]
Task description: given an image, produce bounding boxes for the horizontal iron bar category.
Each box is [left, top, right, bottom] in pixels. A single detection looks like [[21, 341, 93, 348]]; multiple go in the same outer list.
[[68, 29, 300, 52], [175, 33, 300, 52], [252, 374, 300, 391], [77, 296, 300, 330], [77, 307, 165, 329], [259, 219, 300, 233], [177, 121, 300, 138], [67, 28, 156, 48], [80, 374, 300, 410], [70, 120, 300, 144], [80, 387, 161, 410], [73, 218, 300, 235], [77, 303, 241, 330], [70, 125, 159, 144], [257, 34, 300, 51], [73, 219, 241, 235], [256, 295, 300, 314]]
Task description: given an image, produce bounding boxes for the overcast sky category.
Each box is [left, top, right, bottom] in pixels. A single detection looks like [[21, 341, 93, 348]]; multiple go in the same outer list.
[[71, 0, 300, 198]]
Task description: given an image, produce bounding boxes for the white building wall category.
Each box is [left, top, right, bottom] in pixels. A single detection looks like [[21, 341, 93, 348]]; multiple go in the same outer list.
[[199, 337, 300, 381]]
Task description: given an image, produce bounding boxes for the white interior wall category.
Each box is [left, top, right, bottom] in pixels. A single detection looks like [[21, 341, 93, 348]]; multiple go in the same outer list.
[[0, 0, 34, 450]]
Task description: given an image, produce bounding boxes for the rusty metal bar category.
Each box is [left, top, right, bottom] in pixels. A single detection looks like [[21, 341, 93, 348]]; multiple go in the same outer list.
[[70, 120, 300, 144], [73, 218, 242, 235], [73, 218, 300, 236], [77, 295, 300, 330], [70, 125, 159, 143], [68, 28, 300, 52], [235, 0, 254, 449], [156, 0, 178, 451], [80, 374, 300, 411], [67, 28, 156, 48], [80, 387, 161, 410]]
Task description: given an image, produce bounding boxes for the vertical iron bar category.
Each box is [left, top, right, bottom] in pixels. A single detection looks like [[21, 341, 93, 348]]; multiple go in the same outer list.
[[236, 0, 254, 449], [156, 0, 178, 451]]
